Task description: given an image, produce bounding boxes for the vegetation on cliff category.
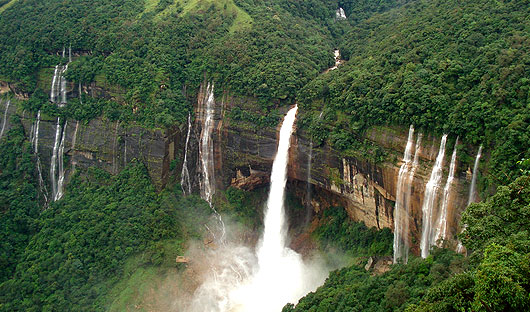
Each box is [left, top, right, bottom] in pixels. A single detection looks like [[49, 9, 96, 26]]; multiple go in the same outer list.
[[299, 0, 529, 187], [285, 174, 530, 311], [1, 0, 529, 311], [0, 157, 211, 311]]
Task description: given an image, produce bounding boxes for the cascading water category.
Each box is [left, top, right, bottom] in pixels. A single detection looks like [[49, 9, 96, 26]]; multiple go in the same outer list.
[[336, 7, 347, 20], [55, 121, 67, 201], [49, 50, 70, 201], [468, 145, 482, 205], [188, 106, 326, 312], [0, 98, 10, 140], [31, 110, 48, 203], [181, 112, 192, 195], [50, 118, 62, 200], [434, 139, 458, 245], [199, 83, 216, 205], [393, 125, 415, 263], [456, 145, 483, 253], [230, 105, 326, 312], [420, 134, 447, 258], [71, 121, 79, 171]]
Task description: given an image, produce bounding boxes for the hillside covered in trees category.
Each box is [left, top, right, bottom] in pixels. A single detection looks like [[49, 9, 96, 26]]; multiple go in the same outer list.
[[1, 0, 529, 311]]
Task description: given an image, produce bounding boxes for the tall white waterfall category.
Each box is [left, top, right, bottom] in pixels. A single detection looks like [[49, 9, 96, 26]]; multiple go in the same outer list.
[[434, 139, 458, 245], [181, 112, 192, 195], [231, 105, 325, 311], [49, 51, 70, 201], [0, 99, 10, 140], [199, 83, 215, 205], [393, 125, 415, 263], [336, 7, 347, 20], [468, 145, 482, 205], [420, 134, 447, 258], [188, 106, 326, 312]]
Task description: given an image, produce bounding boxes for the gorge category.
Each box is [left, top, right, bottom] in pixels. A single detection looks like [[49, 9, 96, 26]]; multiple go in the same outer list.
[[1, 0, 528, 311]]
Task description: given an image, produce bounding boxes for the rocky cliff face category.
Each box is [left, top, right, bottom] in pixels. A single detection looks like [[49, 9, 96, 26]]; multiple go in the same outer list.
[[1, 81, 476, 256], [190, 83, 474, 256]]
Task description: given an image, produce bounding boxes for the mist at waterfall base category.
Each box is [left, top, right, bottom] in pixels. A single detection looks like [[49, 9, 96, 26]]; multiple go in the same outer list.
[[184, 106, 329, 312]]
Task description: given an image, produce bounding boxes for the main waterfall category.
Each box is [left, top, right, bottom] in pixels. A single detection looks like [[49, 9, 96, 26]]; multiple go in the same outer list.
[[188, 106, 326, 312], [230, 105, 325, 311]]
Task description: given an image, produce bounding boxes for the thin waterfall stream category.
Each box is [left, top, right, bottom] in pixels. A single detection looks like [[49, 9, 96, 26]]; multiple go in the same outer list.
[[0, 98, 10, 140], [434, 139, 458, 245], [181, 112, 192, 195], [420, 134, 447, 258]]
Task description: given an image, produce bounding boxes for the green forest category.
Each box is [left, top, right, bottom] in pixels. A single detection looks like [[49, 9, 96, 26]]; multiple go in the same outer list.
[[1, 0, 529, 311]]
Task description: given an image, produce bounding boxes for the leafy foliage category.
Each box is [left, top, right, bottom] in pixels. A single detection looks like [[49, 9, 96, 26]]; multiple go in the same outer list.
[[0, 163, 210, 311], [315, 206, 393, 257], [284, 248, 468, 312], [0, 118, 40, 284], [288, 175, 530, 311], [298, 0, 530, 184]]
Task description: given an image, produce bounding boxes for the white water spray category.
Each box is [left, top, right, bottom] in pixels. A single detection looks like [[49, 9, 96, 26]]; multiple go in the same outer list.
[[55, 121, 67, 201], [336, 7, 347, 20], [199, 83, 215, 205], [181, 112, 192, 195], [434, 139, 458, 245], [0, 99, 10, 139], [420, 134, 447, 258], [188, 106, 327, 312], [393, 125, 415, 263], [229, 105, 326, 311], [468, 145, 482, 205]]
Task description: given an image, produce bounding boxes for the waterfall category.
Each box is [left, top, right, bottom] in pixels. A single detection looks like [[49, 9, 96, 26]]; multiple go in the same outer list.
[[31, 110, 48, 203], [181, 112, 193, 195], [199, 82, 216, 205], [258, 105, 298, 272], [50, 64, 68, 104], [189, 106, 326, 312], [393, 125, 415, 263], [32, 111, 41, 152], [50, 118, 62, 201], [55, 121, 68, 201], [457, 145, 483, 253], [60, 64, 68, 105], [434, 139, 458, 245], [468, 145, 482, 205], [0, 99, 10, 140], [336, 7, 347, 20], [231, 105, 323, 311], [420, 134, 447, 258], [71, 121, 79, 170]]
